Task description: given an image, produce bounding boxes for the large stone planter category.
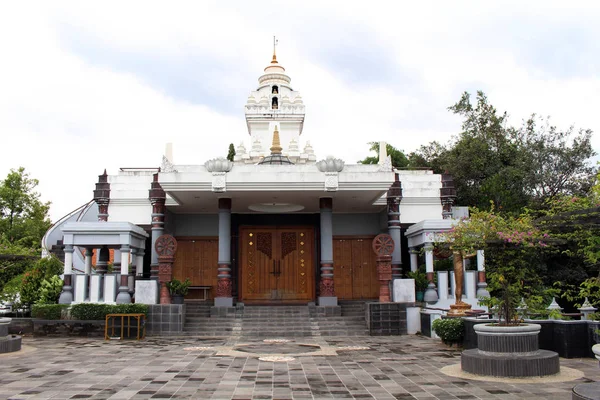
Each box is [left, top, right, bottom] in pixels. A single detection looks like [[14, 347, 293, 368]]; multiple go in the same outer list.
[[0, 317, 22, 354], [462, 323, 559, 377]]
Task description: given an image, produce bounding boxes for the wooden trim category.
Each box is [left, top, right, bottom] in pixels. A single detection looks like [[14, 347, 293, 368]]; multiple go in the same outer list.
[[174, 236, 219, 241], [333, 235, 377, 240]]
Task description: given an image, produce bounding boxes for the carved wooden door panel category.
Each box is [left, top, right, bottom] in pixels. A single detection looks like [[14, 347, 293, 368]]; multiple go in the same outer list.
[[240, 227, 314, 302]]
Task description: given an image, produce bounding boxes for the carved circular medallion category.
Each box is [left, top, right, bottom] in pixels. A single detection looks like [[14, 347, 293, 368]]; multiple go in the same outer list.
[[155, 235, 177, 257], [372, 234, 395, 256]]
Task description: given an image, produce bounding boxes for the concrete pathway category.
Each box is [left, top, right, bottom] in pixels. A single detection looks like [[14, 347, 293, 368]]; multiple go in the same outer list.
[[0, 335, 598, 399]]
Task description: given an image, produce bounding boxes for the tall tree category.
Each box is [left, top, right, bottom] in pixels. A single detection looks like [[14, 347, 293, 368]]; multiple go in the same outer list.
[[227, 143, 236, 162], [358, 142, 409, 169], [0, 167, 51, 249], [408, 91, 596, 212]]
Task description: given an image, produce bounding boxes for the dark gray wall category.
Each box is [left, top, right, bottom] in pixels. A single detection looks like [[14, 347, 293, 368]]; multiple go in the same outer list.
[[332, 213, 383, 236], [171, 214, 219, 236]]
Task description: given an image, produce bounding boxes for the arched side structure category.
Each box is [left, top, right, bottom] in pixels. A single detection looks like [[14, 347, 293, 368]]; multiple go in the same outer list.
[[58, 222, 148, 304]]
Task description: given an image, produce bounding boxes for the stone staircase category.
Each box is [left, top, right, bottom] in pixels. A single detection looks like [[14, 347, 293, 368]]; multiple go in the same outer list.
[[182, 301, 370, 337]]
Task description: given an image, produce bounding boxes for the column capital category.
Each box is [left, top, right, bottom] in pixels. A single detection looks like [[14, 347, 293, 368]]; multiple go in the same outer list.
[[218, 198, 232, 210], [64, 245, 74, 253], [120, 244, 131, 252], [319, 197, 333, 209]]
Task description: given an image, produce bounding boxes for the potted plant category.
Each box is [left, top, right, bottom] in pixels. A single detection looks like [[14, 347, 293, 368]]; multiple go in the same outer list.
[[441, 206, 560, 377], [407, 270, 428, 301], [166, 278, 191, 304]]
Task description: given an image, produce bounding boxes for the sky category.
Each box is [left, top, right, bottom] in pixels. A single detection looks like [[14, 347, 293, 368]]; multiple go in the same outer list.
[[1, 1, 599, 222]]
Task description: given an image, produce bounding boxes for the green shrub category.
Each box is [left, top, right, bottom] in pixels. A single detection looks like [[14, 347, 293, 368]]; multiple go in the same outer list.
[[432, 317, 465, 346], [31, 304, 70, 320], [0, 255, 35, 292], [71, 303, 149, 320], [19, 256, 64, 306], [36, 275, 63, 304]]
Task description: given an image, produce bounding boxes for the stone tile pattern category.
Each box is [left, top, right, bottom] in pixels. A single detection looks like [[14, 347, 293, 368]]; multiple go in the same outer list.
[[366, 302, 408, 336], [146, 305, 185, 335], [0, 335, 597, 399]]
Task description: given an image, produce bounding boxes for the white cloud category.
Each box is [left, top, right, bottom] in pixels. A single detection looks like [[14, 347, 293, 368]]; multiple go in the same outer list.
[[1, 1, 599, 221]]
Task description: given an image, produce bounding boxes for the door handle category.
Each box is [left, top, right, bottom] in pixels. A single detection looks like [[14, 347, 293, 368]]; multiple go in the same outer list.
[[277, 260, 281, 276], [271, 260, 276, 275]]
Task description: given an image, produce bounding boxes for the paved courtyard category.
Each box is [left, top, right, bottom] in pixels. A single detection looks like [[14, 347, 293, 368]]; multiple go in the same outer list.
[[0, 335, 598, 400]]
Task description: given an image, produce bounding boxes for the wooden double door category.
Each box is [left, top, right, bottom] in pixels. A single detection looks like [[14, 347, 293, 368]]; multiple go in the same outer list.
[[172, 238, 218, 299], [240, 226, 314, 302], [333, 237, 378, 300]]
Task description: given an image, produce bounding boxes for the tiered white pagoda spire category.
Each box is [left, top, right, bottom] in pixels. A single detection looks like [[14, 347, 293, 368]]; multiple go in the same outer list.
[[236, 39, 315, 164]]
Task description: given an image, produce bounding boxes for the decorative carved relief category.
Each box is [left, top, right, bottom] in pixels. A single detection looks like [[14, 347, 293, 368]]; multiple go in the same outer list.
[[316, 156, 345, 173], [319, 279, 335, 297], [281, 232, 297, 259], [211, 172, 227, 193], [204, 157, 233, 173], [256, 232, 272, 259], [216, 279, 232, 297], [161, 155, 177, 173], [324, 172, 339, 191], [372, 234, 394, 256], [155, 235, 177, 257]]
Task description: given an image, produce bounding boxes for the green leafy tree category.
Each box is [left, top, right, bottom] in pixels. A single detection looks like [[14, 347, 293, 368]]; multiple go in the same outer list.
[[0, 167, 51, 249], [227, 143, 236, 162], [409, 91, 596, 212], [358, 142, 409, 168]]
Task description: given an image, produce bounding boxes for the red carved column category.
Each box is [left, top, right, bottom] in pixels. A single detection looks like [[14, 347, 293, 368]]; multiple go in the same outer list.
[[372, 234, 395, 302], [440, 172, 457, 220], [93, 169, 110, 222], [155, 235, 177, 305], [149, 173, 166, 279], [387, 175, 403, 279]]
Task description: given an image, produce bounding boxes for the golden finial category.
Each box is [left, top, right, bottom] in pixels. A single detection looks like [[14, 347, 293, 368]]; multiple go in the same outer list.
[[272, 35, 278, 63], [270, 125, 282, 154]]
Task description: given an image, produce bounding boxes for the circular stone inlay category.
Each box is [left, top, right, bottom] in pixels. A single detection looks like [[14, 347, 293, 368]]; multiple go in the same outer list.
[[336, 346, 370, 351], [183, 346, 214, 351], [235, 343, 320, 355], [263, 339, 291, 344], [259, 356, 295, 362]]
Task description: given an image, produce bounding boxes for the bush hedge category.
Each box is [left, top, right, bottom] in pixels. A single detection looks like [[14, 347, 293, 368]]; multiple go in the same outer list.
[[31, 304, 70, 320], [432, 317, 465, 346], [70, 303, 149, 320]]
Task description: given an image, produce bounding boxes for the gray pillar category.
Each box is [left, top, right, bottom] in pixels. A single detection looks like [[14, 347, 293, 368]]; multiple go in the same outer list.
[[58, 245, 74, 304], [409, 248, 418, 272], [215, 198, 233, 307], [116, 245, 131, 304], [319, 197, 337, 306], [84, 248, 93, 301]]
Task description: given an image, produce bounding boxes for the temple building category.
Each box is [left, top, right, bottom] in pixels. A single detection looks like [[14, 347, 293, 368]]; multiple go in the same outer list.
[[43, 47, 465, 310]]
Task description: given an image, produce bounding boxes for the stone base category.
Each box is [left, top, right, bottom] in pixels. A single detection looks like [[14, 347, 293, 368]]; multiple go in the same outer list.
[[214, 297, 233, 307], [135, 280, 159, 304], [448, 302, 472, 317], [0, 335, 21, 353], [318, 296, 338, 306], [462, 348, 560, 377], [146, 304, 185, 335], [573, 382, 600, 400]]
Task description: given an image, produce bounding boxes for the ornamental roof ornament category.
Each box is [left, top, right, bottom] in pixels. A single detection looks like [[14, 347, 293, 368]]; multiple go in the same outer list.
[[205, 158, 233, 173], [316, 156, 345, 173]]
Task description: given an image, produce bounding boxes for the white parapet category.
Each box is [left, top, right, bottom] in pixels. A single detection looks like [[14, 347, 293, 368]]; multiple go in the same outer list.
[[104, 274, 118, 304], [74, 275, 87, 303]]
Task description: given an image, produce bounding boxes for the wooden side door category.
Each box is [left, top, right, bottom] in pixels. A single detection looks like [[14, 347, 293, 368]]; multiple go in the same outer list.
[[333, 239, 354, 300], [352, 238, 378, 299], [172, 238, 218, 299]]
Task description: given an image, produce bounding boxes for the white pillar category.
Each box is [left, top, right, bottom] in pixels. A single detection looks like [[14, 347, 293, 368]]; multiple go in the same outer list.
[[136, 249, 144, 277], [476, 249, 489, 298], [409, 248, 418, 272], [58, 245, 74, 304], [423, 243, 438, 303], [116, 245, 131, 304]]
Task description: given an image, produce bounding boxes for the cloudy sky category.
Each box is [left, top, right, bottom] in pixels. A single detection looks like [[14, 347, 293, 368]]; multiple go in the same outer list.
[[1, 1, 599, 221]]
